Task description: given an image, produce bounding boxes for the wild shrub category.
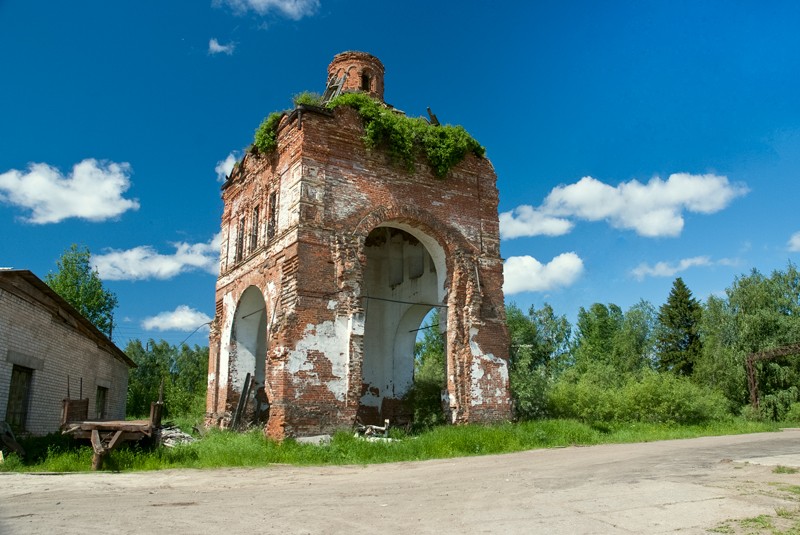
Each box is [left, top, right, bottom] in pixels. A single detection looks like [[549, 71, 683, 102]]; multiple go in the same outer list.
[[327, 92, 484, 177], [253, 111, 283, 153], [510, 359, 551, 421], [759, 385, 800, 421], [549, 364, 729, 425], [404, 379, 446, 431], [292, 91, 323, 106], [548, 363, 624, 424], [784, 402, 800, 422], [619, 370, 729, 424]]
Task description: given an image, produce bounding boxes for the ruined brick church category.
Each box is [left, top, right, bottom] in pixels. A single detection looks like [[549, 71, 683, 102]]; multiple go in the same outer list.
[[206, 51, 511, 439]]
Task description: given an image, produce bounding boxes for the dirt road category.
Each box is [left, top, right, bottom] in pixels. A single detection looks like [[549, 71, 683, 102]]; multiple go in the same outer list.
[[2, 430, 800, 534]]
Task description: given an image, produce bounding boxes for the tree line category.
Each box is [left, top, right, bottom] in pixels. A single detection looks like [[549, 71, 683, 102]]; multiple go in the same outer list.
[[45, 244, 800, 425], [412, 263, 800, 426], [505, 263, 800, 424]]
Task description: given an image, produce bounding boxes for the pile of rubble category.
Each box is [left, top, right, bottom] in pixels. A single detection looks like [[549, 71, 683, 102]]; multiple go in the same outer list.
[[354, 419, 395, 442], [158, 425, 196, 448]]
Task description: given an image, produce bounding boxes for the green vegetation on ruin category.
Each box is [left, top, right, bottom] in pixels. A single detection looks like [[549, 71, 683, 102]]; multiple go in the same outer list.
[[252, 91, 485, 178]]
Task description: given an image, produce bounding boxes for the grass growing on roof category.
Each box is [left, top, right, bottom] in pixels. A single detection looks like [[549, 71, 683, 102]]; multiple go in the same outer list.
[[251, 91, 484, 178]]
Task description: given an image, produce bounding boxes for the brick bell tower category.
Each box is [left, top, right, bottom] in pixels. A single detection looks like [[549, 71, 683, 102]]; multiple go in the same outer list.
[[206, 51, 511, 439]]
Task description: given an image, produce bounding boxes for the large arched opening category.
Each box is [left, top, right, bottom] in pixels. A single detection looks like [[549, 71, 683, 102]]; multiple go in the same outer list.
[[359, 223, 447, 425], [228, 286, 269, 426]]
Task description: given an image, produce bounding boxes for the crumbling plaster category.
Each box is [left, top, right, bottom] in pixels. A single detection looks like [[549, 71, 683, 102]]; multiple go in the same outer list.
[[206, 52, 511, 438]]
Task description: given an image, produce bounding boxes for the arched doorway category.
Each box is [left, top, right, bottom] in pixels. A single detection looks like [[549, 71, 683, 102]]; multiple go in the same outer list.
[[359, 224, 447, 425], [229, 286, 269, 425]]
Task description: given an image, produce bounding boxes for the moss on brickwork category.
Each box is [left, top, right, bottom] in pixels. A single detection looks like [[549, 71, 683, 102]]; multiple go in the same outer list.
[[252, 92, 485, 178]]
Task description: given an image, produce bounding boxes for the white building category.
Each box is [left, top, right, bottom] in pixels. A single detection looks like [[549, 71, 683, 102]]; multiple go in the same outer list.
[[0, 270, 134, 436]]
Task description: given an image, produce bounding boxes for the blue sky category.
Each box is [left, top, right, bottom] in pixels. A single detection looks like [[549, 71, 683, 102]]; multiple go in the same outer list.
[[2, 1, 799, 348]]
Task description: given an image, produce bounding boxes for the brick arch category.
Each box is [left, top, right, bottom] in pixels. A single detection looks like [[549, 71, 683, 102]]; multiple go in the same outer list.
[[351, 203, 474, 256], [212, 282, 271, 418]]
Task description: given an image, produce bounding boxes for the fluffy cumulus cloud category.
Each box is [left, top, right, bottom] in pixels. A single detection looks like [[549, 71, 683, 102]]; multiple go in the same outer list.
[[789, 232, 800, 252], [503, 252, 584, 295], [500, 173, 748, 239], [214, 0, 319, 19], [142, 305, 212, 332], [498, 205, 573, 239], [631, 256, 713, 281], [0, 159, 139, 224], [215, 152, 238, 182], [93, 233, 222, 280], [208, 38, 235, 55]]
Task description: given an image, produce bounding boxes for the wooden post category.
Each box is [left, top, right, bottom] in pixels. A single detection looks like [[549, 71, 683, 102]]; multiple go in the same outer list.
[[148, 377, 165, 430], [90, 429, 105, 471]]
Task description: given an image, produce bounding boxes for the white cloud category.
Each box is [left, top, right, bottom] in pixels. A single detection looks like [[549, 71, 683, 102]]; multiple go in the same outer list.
[[214, 0, 320, 19], [209, 38, 235, 55], [93, 233, 222, 280], [503, 252, 584, 294], [789, 232, 800, 252], [0, 159, 139, 224], [501, 173, 748, 239], [215, 152, 238, 182], [631, 256, 713, 281], [499, 205, 573, 239], [142, 305, 212, 332]]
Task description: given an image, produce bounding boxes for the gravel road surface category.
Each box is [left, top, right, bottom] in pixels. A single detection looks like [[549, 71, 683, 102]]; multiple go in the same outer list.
[[2, 430, 800, 534]]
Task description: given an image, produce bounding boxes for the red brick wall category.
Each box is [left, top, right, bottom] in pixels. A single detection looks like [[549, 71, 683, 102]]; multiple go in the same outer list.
[[208, 58, 511, 438]]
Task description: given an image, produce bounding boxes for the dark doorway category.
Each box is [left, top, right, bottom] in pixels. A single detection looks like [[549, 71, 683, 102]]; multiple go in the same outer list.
[[6, 365, 33, 433]]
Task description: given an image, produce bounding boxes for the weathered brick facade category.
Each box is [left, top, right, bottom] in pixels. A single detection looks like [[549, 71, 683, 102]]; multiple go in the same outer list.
[[0, 270, 133, 436], [207, 52, 511, 439]]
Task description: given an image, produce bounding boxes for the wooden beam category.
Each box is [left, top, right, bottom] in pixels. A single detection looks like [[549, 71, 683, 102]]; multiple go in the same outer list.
[[106, 430, 125, 451]]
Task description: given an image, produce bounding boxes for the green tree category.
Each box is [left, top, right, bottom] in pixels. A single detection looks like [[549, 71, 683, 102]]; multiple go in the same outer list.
[[45, 244, 117, 337], [721, 265, 800, 418], [694, 294, 745, 410], [507, 303, 572, 374], [573, 303, 624, 372], [612, 300, 658, 373], [125, 339, 171, 416], [406, 309, 446, 428], [656, 278, 702, 376], [693, 264, 800, 418], [507, 303, 572, 420], [414, 309, 445, 386], [125, 339, 209, 417]]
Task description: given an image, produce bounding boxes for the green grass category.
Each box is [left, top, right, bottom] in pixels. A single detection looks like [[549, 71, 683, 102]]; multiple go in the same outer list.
[[0, 418, 782, 473], [711, 489, 800, 534], [740, 515, 774, 529], [775, 466, 800, 474], [781, 485, 800, 496]]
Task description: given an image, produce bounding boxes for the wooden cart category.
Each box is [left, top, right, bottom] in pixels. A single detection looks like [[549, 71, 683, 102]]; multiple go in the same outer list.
[[60, 393, 163, 471]]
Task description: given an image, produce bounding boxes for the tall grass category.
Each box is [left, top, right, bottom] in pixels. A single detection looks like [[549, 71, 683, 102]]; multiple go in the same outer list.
[[1, 418, 782, 473]]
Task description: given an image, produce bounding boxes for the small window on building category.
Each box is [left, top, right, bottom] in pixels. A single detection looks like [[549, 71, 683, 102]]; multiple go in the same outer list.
[[6, 365, 33, 433], [267, 192, 278, 240], [250, 206, 260, 251], [96, 386, 108, 420], [361, 73, 371, 91], [235, 216, 245, 262]]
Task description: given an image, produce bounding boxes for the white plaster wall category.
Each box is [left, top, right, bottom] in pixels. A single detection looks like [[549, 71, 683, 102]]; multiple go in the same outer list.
[[286, 316, 351, 402], [468, 327, 510, 406]]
